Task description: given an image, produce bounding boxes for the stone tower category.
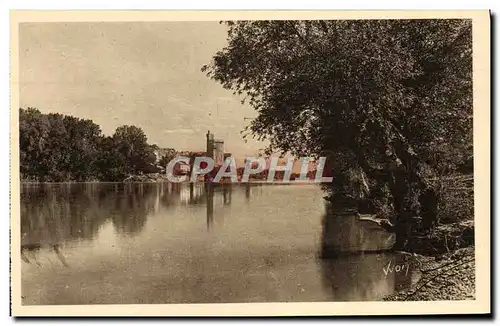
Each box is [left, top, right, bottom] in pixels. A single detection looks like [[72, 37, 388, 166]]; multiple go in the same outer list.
[[206, 130, 225, 167], [206, 130, 214, 158]]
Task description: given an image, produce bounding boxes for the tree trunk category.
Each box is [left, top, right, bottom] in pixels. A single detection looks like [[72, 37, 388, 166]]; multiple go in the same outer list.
[[389, 170, 413, 251], [393, 199, 412, 250], [419, 187, 439, 230]]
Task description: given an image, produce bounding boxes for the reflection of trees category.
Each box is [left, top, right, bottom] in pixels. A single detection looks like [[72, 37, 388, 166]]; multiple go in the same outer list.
[[21, 184, 111, 246], [20, 183, 159, 247], [21, 244, 68, 267], [21, 184, 117, 266], [159, 182, 183, 207], [110, 184, 157, 236], [21, 182, 253, 250]]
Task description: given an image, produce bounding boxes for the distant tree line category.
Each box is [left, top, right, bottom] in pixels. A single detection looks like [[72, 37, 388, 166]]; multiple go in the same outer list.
[[19, 107, 175, 182]]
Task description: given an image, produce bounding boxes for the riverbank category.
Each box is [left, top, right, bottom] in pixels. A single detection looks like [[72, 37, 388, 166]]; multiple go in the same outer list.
[[123, 173, 169, 183], [384, 246, 475, 301], [121, 173, 325, 184]]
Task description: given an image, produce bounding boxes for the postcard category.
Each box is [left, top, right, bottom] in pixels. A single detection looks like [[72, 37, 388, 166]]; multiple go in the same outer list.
[[10, 10, 491, 317]]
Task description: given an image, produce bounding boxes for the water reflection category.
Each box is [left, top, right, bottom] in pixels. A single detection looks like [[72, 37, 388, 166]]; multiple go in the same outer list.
[[20, 182, 239, 265], [110, 184, 156, 236], [21, 184, 109, 245], [21, 243, 68, 268], [320, 253, 419, 301], [20, 183, 418, 304]]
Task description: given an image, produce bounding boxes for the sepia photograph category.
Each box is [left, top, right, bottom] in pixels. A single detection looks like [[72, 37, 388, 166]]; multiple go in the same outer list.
[[9, 10, 490, 317]]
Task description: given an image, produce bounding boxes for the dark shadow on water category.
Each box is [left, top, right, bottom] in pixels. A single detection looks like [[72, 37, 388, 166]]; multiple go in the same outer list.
[[319, 208, 396, 259], [317, 206, 418, 301], [320, 252, 419, 301]]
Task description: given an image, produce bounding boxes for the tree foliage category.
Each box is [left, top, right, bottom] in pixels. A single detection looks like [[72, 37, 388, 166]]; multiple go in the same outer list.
[[19, 108, 162, 182], [112, 125, 157, 174], [158, 148, 178, 168], [203, 20, 472, 249]]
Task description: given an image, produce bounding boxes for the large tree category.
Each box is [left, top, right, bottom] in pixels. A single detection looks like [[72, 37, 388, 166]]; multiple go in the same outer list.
[[19, 108, 102, 182], [62, 115, 102, 181], [202, 20, 472, 249], [112, 125, 157, 175]]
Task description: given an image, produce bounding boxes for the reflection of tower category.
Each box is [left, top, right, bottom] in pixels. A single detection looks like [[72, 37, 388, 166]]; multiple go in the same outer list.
[[189, 182, 194, 202], [245, 183, 251, 201], [206, 183, 214, 230], [222, 184, 232, 205]]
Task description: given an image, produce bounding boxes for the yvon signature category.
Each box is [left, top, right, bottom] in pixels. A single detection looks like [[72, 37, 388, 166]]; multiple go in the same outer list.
[[383, 260, 410, 276]]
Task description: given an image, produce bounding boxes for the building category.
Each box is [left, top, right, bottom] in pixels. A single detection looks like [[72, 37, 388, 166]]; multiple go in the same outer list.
[[153, 147, 176, 164], [175, 161, 191, 175], [206, 130, 227, 167], [213, 140, 225, 166]]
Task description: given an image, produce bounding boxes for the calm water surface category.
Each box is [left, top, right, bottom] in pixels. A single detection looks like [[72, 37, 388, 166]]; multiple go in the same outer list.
[[20, 183, 419, 305]]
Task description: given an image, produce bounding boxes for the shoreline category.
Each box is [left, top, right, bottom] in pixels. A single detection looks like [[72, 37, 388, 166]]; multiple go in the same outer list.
[[384, 246, 475, 301], [20, 180, 325, 186]]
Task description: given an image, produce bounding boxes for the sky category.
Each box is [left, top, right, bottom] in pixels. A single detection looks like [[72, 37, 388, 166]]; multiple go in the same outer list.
[[19, 21, 266, 158]]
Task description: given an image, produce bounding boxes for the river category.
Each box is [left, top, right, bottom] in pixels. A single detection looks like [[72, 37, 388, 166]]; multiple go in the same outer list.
[[20, 182, 420, 304]]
